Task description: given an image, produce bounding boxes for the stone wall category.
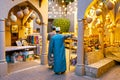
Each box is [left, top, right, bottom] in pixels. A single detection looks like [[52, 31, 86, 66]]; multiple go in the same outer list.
[[85, 50, 104, 65]]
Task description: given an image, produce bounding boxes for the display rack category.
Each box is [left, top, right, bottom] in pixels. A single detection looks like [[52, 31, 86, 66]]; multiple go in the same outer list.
[[5, 33, 42, 63], [65, 38, 77, 71], [5, 46, 37, 63]]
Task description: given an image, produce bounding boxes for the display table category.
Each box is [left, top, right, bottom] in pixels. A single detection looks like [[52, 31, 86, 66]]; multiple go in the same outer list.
[[5, 46, 36, 52]]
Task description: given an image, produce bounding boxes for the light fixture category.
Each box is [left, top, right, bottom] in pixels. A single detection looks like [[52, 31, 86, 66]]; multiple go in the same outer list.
[[62, 0, 64, 3]]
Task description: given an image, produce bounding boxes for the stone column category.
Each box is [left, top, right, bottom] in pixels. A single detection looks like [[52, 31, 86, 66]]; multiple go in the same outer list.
[[0, 18, 7, 77], [41, 23, 48, 65], [75, 19, 85, 76]]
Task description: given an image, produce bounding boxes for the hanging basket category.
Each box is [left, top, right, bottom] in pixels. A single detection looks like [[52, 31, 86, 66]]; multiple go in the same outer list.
[[30, 12, 36, 20]]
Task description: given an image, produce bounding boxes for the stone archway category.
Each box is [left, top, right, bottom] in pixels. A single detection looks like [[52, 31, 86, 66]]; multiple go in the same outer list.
[[76, 0, 120, 77], [0, 0, 48, 76], [6, 1, 43, 46]]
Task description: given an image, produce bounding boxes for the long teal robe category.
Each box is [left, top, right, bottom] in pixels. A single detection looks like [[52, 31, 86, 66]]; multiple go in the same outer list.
[[49, 33, 71, 73]]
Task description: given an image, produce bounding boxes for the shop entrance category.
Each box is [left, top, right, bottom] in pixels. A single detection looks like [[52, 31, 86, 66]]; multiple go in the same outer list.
[[5, 1, 43, 73]]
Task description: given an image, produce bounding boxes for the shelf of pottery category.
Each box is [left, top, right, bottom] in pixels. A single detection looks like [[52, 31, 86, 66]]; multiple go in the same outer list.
[[84, 35, 101, 53]]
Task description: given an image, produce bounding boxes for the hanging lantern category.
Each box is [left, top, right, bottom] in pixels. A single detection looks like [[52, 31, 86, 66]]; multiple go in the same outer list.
[[17, 10, 24, 19], [30, 12, 36, 19], [36, 18, 41, 24], [23, 7, 29, 16], [96, 9, 102, 16], [107, 0, 115, 10], [86, 16, 92, 23], [10, 12, 17, 22]]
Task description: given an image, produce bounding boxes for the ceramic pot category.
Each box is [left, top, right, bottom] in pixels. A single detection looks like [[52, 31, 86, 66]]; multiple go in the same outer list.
[[36, 18, 41, 24], [86, 16, 92, 23], [30, 12, 36, 19], [23, 7, 29, 15], [96, 9, 102, 16], [17, 10, 24, 18], [107, 0, 115, 10], [10, 12, 17, 22]]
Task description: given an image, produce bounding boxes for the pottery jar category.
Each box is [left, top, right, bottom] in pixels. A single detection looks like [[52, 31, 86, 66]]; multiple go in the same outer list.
[[23, 7, 29, 16], [17, 10, 24, 18], [10, 12, 17, 22]]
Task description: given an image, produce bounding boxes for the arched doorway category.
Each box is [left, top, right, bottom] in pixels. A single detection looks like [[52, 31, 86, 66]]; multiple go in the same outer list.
[[5, 1, 44, 73], [76, 0, 120, 77]]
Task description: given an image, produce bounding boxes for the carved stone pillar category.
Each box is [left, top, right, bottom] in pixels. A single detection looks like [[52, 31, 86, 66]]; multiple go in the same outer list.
[[75, 19, 85, 76], [41, 23, 48, 65]]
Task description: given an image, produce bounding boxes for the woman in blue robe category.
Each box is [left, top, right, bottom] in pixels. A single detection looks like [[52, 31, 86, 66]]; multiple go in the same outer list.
[[48, 27, 71, 74]]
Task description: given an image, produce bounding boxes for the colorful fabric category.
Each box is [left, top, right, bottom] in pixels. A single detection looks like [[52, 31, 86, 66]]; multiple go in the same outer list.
[[49, 33, 71, 73]]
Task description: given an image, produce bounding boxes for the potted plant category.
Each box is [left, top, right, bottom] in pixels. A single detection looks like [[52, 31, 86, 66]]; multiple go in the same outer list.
[[53, 18, 70, 33]]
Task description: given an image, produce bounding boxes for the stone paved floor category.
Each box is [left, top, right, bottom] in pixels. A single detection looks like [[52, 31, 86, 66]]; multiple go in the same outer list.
[[0, 65, 95, 80], [2, 48, 120, 80], [1, 64, 120, 80]]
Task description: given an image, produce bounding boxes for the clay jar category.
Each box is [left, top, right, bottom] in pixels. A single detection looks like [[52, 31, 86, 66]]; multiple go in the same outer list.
[[96, 9, 102, 16], [36, 18, 41, 24], [17, 10, 24, 19], [10, 12, 17, 22], [23, 7, 29, 16], [30, 12, 36, 20], [86, 16, 92, 23], [107, 0, 115, 10]]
